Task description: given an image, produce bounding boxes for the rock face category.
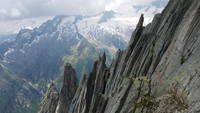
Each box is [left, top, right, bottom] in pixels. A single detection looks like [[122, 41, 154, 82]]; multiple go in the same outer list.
[[39, 0, 200, 113], [68, 53, 109, 113], [38, 83, 59, 113], [56, 63, 78, 113]]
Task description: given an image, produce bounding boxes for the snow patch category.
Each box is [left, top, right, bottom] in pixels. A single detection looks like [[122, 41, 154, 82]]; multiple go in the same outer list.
[[4, 48, 14, 57], [19, 49, 25, 54]]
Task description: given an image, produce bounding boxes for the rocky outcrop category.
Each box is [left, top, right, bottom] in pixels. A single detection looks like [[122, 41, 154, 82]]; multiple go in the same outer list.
[[39, 0, 200, 113], [56, 63, 78, 113], [38, 83, 59, 113], [68, 53, 109, 113]]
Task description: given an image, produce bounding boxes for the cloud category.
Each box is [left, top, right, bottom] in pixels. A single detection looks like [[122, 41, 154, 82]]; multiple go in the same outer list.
[[0, 0, 168, 20], [0, 8, 21, 19], [10, 8, 21, 17], [105, 0, 169, 17], [0, 9, 7, 15]]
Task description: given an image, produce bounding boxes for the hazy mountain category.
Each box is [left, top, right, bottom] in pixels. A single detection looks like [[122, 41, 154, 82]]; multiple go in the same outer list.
[[0, 34, 16, 44]]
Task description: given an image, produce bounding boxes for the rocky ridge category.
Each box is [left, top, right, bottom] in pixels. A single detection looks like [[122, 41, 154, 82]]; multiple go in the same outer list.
[[39, 0, 200, 113]]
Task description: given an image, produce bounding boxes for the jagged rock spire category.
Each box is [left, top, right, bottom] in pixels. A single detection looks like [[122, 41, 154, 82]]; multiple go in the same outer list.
[[38, 83, 59, 113], [102, 52, 106, 64], [56, 63, 78, 113], [136, 14, 144, 28], [128, 14, 145, 50], [62, 63, 77, 89]]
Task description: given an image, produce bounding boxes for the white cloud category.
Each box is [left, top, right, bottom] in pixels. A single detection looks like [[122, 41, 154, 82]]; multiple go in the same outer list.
[[0, 0, 168, 20], [0, 9, 7, 15], [105, 0, 168, 17], [0, 8, 21, 19], [0, 0, 169, 34], [10, 8, 21, 17], [0, 16, 52, 34], [105, 0, 124, 11], [132, 0, 158, 5]]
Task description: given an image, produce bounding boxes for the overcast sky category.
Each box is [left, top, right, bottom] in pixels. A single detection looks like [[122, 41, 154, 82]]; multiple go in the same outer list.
[[0, 0, 169, 34], [0, 0, 168, 20]]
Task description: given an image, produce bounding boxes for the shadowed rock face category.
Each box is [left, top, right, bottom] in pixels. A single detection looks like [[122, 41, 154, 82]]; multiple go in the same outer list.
[[39, 0, 200, 113], [56, 63, 78, 113]]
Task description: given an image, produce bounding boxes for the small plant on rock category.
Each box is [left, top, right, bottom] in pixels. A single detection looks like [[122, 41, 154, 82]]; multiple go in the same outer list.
[[128, 76, 150, 83], [135, 95, 159, 112], [168, 82, 189, 111]]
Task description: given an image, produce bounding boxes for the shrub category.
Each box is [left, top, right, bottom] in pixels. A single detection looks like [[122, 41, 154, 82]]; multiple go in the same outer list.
[[135, 95, 159, 112], [168, 82, 189, 111], [128, 76, 150, 83]]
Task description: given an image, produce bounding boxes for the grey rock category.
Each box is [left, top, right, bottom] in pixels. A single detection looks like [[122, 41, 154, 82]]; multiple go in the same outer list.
[[56, 63, 78, 113], [38, 83, 59, 113]]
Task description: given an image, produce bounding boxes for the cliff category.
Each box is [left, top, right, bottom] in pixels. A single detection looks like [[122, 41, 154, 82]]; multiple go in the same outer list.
[[39, 0, 200, 113]]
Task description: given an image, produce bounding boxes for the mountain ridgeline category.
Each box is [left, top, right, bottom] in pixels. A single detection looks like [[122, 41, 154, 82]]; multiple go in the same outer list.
[[39, 0, 200, 113]]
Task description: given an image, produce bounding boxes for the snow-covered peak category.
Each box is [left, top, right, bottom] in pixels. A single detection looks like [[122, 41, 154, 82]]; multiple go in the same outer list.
[[37, 12, 136, 52]]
